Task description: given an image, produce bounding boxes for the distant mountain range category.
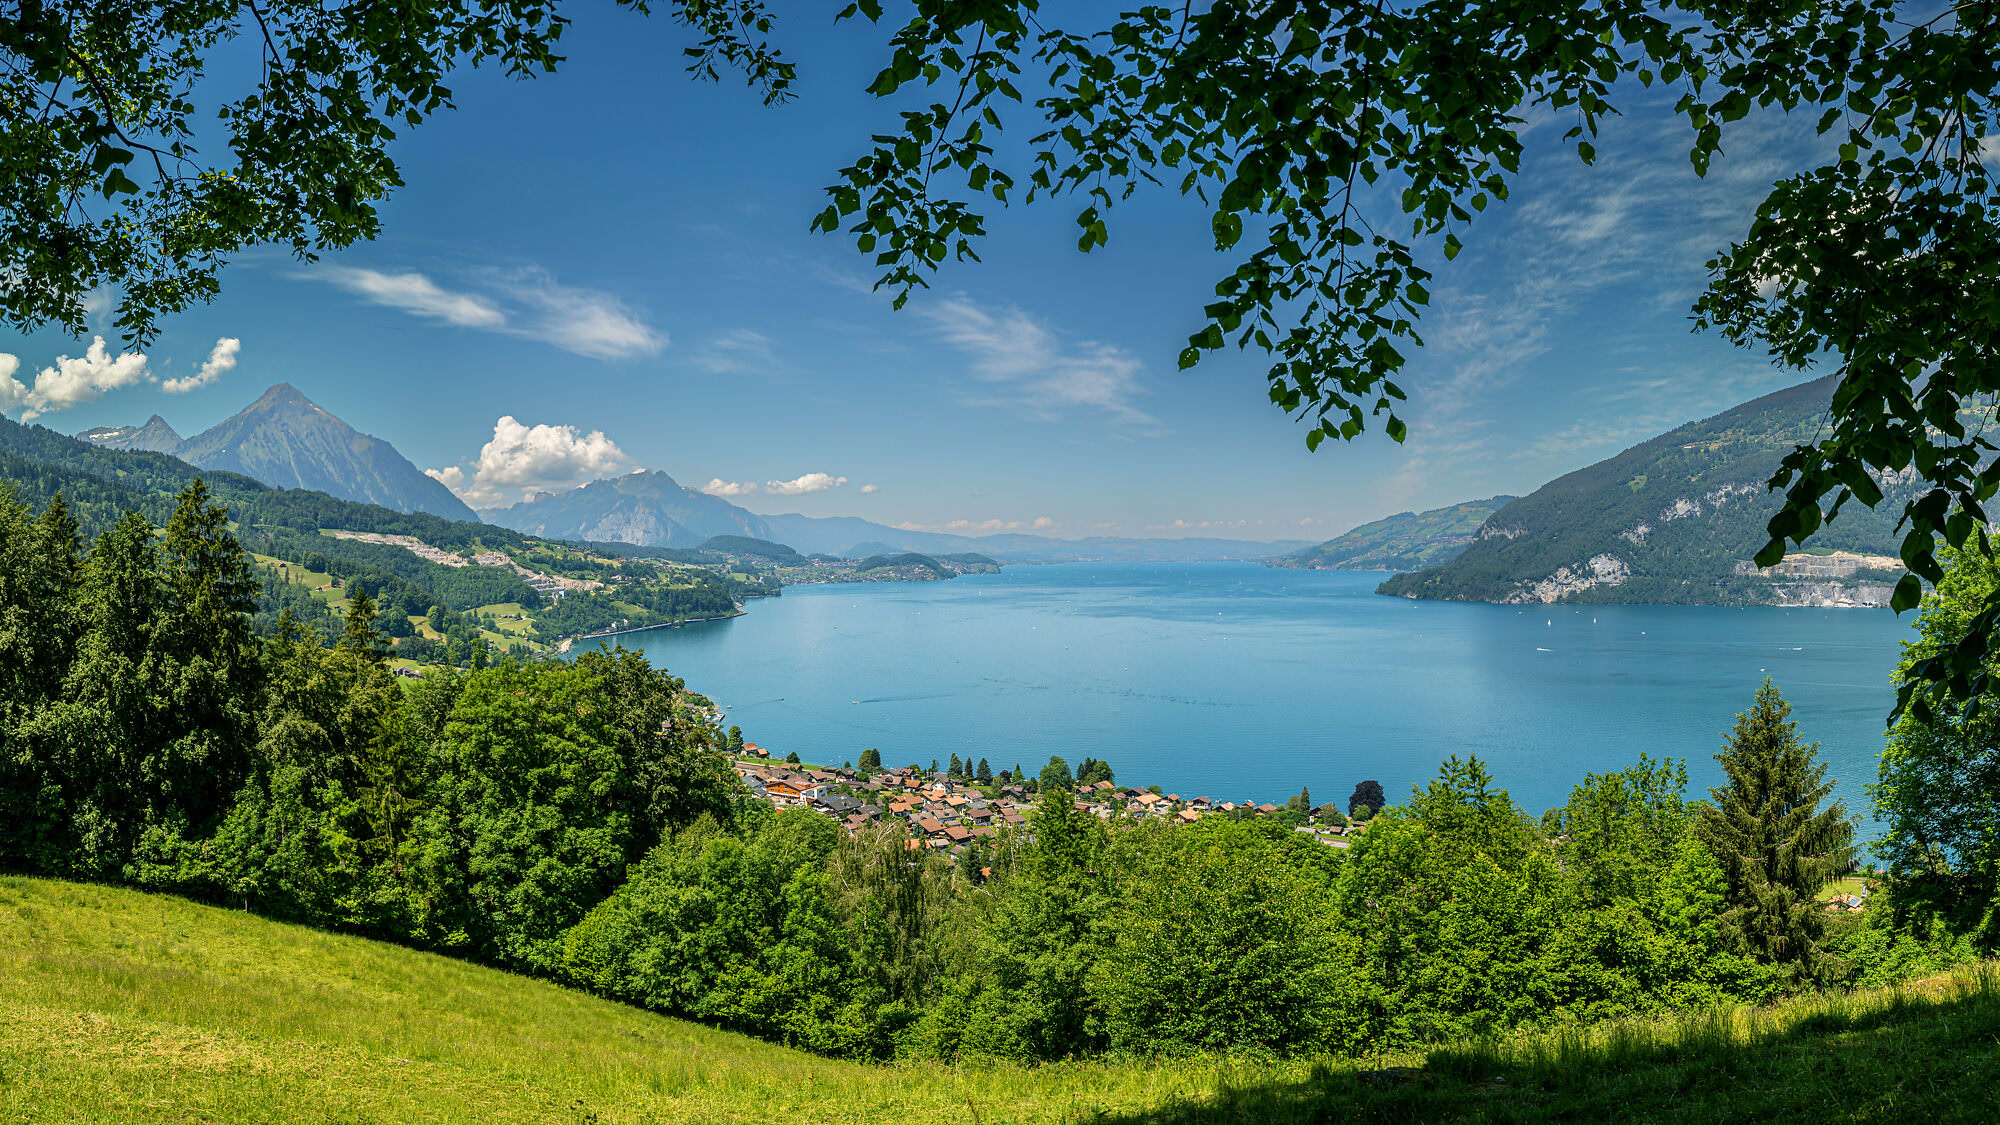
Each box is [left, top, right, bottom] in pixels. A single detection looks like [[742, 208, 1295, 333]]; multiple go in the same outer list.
[[481, 470, 1308, 563], [1273, 496, 1516, 572], [74, 414, 184, 454], [1376, 375, 1913, 605], [78, 384, 476, 522]]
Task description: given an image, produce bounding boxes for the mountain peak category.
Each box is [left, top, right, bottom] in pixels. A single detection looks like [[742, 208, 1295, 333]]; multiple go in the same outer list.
[[173, 385, 477, 522], [74, 414, 184, 454], [248, 382, 313, 411]]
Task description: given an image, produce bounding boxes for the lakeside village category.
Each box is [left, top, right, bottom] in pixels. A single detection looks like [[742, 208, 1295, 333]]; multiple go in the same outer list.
[[726, 734, 1379, 862], [727, 735, 1881, 914]]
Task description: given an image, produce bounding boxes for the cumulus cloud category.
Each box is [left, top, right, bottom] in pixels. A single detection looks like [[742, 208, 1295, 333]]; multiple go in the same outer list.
[[860, 483, 880, 494], [308, 264, 663, 360], [1032, 516, 1055, 530], [764, 472, 848, 496], [698, 478, 760, 497], [430, 416, 635, 508], [161, 337, 241, 394], [919, 294, 1159, 431], [0, 338, 152, 420]]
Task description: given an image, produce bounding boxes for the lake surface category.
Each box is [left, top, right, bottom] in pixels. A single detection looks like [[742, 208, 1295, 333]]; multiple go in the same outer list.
[[609, 563, 1911, 822]]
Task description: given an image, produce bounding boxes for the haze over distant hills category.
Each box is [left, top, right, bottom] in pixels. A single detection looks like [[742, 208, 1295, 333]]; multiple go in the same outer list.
[[1274, 496, 1516, 572], [78, 384, 477, 522], [480, 474, 1308, 562]]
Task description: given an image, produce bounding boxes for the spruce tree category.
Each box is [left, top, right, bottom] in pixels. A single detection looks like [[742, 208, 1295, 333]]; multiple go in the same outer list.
[[976, 757, 992, 785], [1699, 680, 1856, 976], [949, 752, 963, 778], [339, 591, 388, 662]]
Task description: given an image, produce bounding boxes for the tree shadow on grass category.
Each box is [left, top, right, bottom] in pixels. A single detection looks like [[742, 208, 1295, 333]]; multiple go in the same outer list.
[[1086, 969, 2000, 1125]]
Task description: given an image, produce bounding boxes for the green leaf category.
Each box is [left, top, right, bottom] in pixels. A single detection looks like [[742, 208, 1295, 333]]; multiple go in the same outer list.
[[1443, 234, 1462, 261], [1891, 573, 1922, 613]]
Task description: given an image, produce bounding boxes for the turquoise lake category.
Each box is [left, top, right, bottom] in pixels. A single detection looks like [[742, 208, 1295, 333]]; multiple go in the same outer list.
[[611, 563, 1911, 821]]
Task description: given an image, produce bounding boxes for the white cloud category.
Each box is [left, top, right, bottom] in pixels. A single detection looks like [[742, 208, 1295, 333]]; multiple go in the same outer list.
[[918, 294, 1160, 431], [500, 267, 665, 360], [308, 264, 663, 360], [161, 337, 240, 394], [431, 416, 635, 507], [860, 483, 880, 494], [699, 478, 760, 497], [765, 472, 848, 496], [315, 266, 506, 328], [1032, 516, 1055, 530], [0, 338, 152, 420], [690, 329, 783, 376]]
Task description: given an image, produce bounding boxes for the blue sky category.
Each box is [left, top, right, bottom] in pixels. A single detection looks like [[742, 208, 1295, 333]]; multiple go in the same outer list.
[[0, 9, 1826, 541]]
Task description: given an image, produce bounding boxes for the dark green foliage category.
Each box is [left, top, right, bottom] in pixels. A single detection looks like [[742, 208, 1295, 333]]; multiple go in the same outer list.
[[975, 758, 992, 785], [1039, 756, 1075, 794], [1078, 757, 1114, 787], [1877, 548, 2000, 943], [1349, 780, 1384, 818], [858, 747, 881, 772], [1699, 682, 1857, 980], [698, 535, 804, 563], [853, 553, 951, 577]]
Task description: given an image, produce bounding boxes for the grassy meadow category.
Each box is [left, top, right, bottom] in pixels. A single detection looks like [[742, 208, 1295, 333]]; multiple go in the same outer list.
[[2, 876, 1996, 1124]]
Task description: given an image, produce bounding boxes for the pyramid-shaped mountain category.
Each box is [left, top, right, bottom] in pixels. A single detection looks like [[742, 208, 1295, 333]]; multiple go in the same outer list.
[[75, 414, 184, 454], [172, 384, 477, 521], [482, 470, 778, 547]]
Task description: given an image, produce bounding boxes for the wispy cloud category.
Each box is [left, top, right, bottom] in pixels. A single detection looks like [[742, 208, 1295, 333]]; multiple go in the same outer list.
[[314, 266, 506, 328], [690, 329, 785, 376], [917, 293, 1161, 432], [308, 264, 664, 360]]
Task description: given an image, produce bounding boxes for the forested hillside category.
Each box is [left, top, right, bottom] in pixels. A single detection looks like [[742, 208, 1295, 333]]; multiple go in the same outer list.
[[1275, 496, 1515, 571], [1379, 377, 1915, 605]]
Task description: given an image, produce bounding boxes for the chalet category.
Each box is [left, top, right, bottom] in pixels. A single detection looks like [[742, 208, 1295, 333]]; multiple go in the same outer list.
[[943, 825, 973, 844], [764, 780, 827, 808], [812, 793, 863, 817], [1177, 808, 1203, 824]]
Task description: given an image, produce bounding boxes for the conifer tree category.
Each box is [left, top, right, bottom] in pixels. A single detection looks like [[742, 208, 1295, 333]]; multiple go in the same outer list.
[[949, 752, 963, 778], [1699, 680, 1856, 976], [339, 591, 388, 662], [976, 757, 992, 785]]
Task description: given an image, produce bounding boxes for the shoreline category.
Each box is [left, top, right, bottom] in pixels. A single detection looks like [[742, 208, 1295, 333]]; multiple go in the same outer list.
[[556, 609, 745, 653]]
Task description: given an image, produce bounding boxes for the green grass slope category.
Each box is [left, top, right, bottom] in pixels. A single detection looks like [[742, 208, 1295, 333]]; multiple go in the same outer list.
[[3, 876, 1997, 1124]]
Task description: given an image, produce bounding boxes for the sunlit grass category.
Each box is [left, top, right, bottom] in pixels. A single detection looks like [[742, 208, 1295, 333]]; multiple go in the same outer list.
[[3, 876, 1995, 1124]]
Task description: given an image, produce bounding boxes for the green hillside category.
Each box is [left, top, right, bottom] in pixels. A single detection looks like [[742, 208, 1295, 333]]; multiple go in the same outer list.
[[3, 876, 1996, 1124], [1379, 376, 1916, 605], [1274, 496, 1516, 572]]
